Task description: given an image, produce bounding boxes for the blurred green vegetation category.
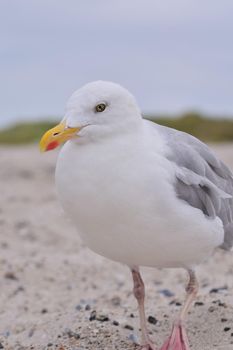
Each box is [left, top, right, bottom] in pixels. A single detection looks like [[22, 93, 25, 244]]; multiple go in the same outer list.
[[0, 121, 56, 145], [149, 112, 233, 142], [0, 112, 233, 144]]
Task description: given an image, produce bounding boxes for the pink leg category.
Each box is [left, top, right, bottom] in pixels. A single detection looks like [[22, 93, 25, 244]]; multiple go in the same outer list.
[[160, 269, 198, 350], [131, 268, 157, 350]]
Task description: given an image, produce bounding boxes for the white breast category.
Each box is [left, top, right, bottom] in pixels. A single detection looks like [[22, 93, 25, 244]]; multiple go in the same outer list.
[[55, 131, 224, 269]]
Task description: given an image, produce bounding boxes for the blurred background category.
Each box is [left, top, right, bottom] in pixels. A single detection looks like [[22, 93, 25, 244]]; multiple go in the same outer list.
[[1, 0, 233, 143]]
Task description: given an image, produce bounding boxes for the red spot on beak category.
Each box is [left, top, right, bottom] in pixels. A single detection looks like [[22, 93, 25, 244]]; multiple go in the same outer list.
[[46, 141, 59, 151]]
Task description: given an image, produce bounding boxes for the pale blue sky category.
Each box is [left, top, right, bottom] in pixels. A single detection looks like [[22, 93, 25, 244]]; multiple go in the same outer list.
[[1, 0, 233, 126]]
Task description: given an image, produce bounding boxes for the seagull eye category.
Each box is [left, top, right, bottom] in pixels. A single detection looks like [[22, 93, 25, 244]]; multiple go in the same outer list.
[[95, 103, 106, 113]]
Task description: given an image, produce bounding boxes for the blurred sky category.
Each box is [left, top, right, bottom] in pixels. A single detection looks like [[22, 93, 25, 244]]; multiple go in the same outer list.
[[1, 0, 233, 127]]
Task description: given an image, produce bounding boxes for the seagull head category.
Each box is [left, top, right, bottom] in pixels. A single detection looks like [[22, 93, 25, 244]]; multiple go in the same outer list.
[[40, 81, 142, 152]]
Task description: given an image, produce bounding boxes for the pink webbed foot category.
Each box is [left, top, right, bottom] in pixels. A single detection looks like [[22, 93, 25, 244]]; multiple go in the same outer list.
[[160, 323, 190, 350]]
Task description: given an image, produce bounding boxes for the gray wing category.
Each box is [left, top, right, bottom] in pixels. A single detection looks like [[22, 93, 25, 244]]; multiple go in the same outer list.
[[147, 120, 233, 250]]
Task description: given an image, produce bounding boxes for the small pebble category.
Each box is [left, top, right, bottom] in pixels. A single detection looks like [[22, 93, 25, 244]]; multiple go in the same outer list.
[[224, 327, 231, 332], [41, 308, 48, 314], [218, 301, 227, 308], [85, 304, 91, 311], [0, 343, 3, 349], [208, 306, 215, 313], [96, 314, 109, 322], [212, 300, 227, 308], [112, 320, 119, 326], [89, 310, 96, 321], [4, 271, 18, 280], [124, 324, 134, 330], [169, 300, 181, 306], [47, 343, 53, 347], [147, 316, 157, 325], [194, 301, 204, 306], [221, 318, 228, 322], [209, 286, 228, 293], [159, 289, 174, 297]]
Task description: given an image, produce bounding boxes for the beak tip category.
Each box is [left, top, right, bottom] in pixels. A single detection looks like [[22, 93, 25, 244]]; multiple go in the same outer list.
[[39, 141, 46, 153], [39, 140, 59, 152]]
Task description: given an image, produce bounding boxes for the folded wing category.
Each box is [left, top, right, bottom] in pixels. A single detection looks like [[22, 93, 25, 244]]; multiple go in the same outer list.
[[149, 121, 233, 250]]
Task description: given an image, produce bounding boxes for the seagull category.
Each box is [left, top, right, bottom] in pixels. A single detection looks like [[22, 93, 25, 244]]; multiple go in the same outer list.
[[40, 81, 233, 350]]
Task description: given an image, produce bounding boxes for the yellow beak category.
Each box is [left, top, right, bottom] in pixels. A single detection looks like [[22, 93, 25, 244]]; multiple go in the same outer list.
[[39, 122, 80, 152]]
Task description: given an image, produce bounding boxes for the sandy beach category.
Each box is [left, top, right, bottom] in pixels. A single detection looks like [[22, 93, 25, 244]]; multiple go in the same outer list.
[[0, 144, 233, 350]]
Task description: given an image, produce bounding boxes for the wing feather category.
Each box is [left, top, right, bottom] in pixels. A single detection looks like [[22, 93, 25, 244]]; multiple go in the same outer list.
[[147, 120, 233, 250]]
